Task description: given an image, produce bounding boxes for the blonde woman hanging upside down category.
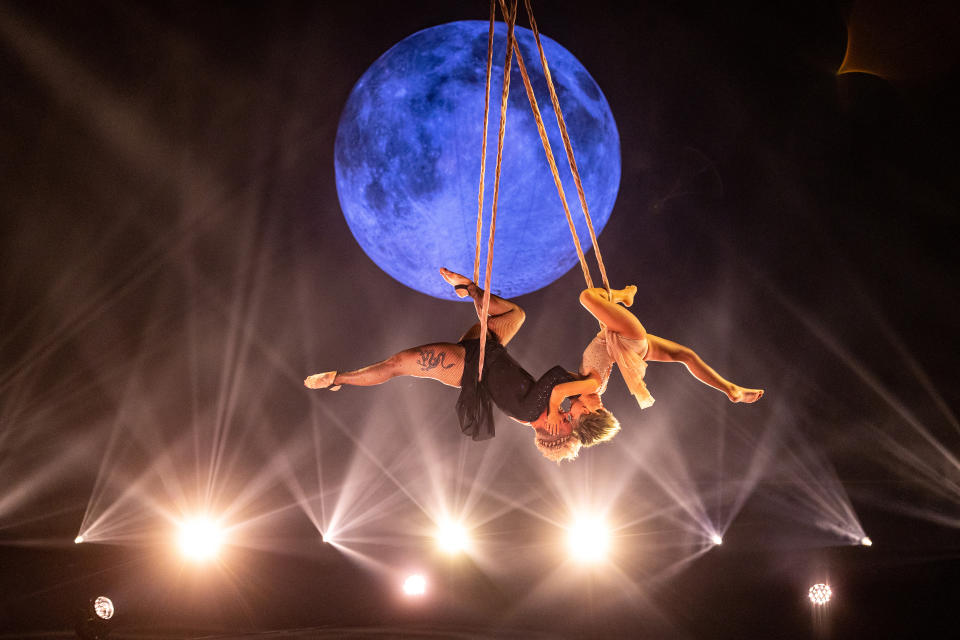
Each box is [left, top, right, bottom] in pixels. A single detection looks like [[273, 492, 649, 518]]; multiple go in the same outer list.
[[549, 285, 764, 443]]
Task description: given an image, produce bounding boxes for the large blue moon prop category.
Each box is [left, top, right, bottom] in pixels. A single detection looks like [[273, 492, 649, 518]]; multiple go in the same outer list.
[[335, 21, 620, 300]]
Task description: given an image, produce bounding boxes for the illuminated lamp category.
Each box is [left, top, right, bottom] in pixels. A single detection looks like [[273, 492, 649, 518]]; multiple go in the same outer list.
[[567, 517, 611, 563], [403, 574, 427, 596], [808, 583, 832, 606], [75, 595, 115, 640], [436, 521, 468, 554], [177, 517, 224, 562]]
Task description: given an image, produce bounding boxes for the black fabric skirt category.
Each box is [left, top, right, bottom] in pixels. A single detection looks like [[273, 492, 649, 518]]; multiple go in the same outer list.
[[455, 337, 497, 441]]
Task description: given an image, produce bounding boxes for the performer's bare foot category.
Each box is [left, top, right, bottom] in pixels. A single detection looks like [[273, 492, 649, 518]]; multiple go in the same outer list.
[[439, 267, 472, 297], [727, 385, 763, 403], [615, 285, 637, 307], [304, 371, 341, 391]]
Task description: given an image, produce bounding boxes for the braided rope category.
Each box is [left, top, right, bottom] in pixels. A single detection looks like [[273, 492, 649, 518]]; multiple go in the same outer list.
[[478, 0, 517, 380], [524, 0, 611, 293], [473, 0, 496, 285], [498, 0, 593, 288]]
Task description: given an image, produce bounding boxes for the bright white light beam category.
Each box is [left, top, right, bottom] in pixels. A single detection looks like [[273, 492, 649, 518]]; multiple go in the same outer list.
[[436, 521, 469, 554], [403, 573, 427, 596], [177, 517, 224, 562], [567, 517, 611, 564], [809, 583, 832, 605]]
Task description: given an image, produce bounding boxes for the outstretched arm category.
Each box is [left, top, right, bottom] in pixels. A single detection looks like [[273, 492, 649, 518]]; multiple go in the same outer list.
[[645, 334, 763, 403]]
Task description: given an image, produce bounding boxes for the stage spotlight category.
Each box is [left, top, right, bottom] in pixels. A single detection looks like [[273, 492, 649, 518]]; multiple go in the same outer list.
[[567, 517, 610, 564], [320, 529, 339, 544], [436, 521, 468, 554], [92, 596, 114, 620], [177, 517, 224, 562], [75, 596, 115, 640], [711, 534, 723, 545], [403, 573, 427, 596], [74, 535, 84, 544], [808, 583, 832, 606], [860, 536, 872, 547]]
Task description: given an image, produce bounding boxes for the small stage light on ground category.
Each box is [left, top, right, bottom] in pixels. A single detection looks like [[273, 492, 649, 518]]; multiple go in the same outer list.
[[403, 573, 427, 596], [860, 536, 872, 546], [93, 596, 114, 620], [74, 535, 84, 544], [177, 517, 224, 562], [436, 521, 468, 554], [75, 595, 115, 640], [808, 583, 832, 606], [567, 517, 610, 564], [711, 534, 723, 545]]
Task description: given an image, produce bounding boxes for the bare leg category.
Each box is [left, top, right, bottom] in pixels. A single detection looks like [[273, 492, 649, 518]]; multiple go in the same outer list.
[[440, 268, 525, 345], [579, 287, 645, 341], [645, 335, 763, 403], [306, 342, 465, 390], [305, 270, 523, 391]]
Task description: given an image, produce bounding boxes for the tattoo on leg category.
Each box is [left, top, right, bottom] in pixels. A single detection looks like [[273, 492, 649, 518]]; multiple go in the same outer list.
[[416, 349, 456, 372]]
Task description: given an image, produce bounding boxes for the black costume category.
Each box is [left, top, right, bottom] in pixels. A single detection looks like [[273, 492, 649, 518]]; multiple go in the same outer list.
[[456, 335, 577, 441]]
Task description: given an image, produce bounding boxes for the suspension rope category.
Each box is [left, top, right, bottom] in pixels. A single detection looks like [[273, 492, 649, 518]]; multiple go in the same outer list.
[[524, 0, 611, 294], [477, 0, 517, 380], [473, 0, 496, 285], [497, 0, 593, 289]]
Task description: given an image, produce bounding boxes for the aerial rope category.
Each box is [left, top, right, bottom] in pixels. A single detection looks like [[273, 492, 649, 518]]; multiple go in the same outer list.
[[476, 0, 517, 380], [522, 0, 611, 293], [473, 0, 496, 286], [495, 0, 593, 290], [475, 0, 612, 379]]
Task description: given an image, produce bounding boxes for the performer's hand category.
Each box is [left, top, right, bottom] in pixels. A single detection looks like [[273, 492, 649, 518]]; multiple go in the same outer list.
[[544, 410, 563, 436]]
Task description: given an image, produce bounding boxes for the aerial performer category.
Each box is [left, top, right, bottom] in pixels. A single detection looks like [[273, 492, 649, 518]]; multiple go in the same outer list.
[[304, 269, 614, 462], [555, 285, 764, 437]]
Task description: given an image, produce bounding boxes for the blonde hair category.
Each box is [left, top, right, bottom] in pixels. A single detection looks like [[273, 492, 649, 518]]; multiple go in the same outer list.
[[534, 435, 583, 462], [573, 408, 620, 447]]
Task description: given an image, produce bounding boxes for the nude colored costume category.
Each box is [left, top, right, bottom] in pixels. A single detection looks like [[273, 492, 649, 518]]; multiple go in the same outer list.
[[580, 329, 655, 409]]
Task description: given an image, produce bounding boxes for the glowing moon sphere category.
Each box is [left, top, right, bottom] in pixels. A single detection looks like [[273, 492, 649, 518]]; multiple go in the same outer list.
[[335, 21, 620, 300]]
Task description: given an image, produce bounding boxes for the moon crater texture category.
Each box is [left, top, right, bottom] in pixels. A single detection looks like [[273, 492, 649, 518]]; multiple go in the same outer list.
[[335, 21, 620, 300]]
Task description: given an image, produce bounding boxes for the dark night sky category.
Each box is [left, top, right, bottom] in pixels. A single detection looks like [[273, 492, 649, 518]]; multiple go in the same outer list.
[[1, 1, 959, 638]]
